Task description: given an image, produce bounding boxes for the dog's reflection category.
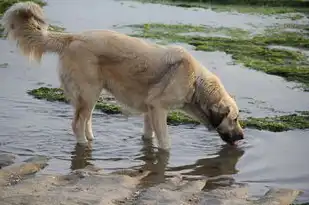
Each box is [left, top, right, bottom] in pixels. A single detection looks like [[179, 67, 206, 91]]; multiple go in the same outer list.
[[135, 142, 244, 188], [70, 142, 93, 170], [169, 144, 244, 177], [69, 139, 170, 183], [134, 138, 171, 185], [168, 144, 245, 190], [69, 139, 244, 190]]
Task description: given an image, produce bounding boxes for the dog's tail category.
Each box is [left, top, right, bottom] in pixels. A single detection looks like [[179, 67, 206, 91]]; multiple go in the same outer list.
[[1, 1, 73, 62]]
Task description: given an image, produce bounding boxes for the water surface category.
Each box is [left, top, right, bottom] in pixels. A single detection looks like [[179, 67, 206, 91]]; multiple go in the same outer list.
[[1, 0, 309, 203]]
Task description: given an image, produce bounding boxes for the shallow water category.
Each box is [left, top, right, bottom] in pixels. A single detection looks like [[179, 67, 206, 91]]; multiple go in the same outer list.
[[1, 0, 309, 203]]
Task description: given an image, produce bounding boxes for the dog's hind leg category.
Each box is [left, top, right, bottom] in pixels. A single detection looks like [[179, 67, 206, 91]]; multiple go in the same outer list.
[[72, 89, 101, 144], [71, 97, 88, 145], [85, 106, 95, 141], [81, 85, 102, 142], [62, 78, 101, 144], [148, 106, 170, 150], [142, 112, 154, 140]]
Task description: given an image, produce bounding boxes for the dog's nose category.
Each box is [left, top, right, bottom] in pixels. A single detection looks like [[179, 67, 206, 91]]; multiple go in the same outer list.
[[232, 130, 244, 143], [218, 131, 244, 145], [219, 133, 233, 145], [233, 134, 244, 141]]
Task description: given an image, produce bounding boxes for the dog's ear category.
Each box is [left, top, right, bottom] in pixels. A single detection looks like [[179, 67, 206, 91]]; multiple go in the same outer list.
[[208, 104, 230, 128]]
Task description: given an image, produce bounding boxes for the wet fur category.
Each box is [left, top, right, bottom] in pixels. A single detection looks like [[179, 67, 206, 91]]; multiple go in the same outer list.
[[1, 2, 244, 150]]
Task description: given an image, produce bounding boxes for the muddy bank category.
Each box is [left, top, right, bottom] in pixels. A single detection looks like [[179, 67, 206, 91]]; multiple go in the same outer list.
[[0, 153, 302, 205]]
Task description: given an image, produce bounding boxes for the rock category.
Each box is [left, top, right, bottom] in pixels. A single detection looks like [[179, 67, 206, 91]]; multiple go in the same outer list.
[[0, 167, 149, 205], [23, 155, 50, 164], [0, 162, 301, 205], [0, 155, 49, 186], [0, 153, 16, 169], [199, 183, 300, 205], [252, 187, 301, 205], [131, 175, 206, 205]]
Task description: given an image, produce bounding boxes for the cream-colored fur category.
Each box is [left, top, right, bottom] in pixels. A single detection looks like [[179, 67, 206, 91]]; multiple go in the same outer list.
[[1, 2, 244, 150]]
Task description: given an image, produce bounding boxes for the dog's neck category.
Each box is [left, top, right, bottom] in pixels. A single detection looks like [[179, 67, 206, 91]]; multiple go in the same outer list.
[[192, 70, 223, 106], [181, 70, 223, 128]]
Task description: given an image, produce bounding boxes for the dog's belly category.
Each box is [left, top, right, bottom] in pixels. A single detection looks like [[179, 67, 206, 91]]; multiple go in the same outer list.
[[103, 82, 148, 112]]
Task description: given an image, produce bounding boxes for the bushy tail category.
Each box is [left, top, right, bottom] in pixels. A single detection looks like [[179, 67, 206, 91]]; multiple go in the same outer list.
[[1, 1, 73, 62]]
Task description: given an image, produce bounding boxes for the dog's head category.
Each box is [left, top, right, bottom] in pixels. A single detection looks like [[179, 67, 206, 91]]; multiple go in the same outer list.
[[207, 95, 244, 145], [183, 75, 244, 146]]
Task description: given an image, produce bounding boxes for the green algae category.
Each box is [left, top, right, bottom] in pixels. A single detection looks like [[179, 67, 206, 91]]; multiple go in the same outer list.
[[167, 111, 200, 125], [0, 27, 4, 37], [0, 63, 9, 68], [128, 23, 309, 90], [241, 113, 309, 132], [136, 0, 309, 15], [48, 25, 66, 32], [128, 23, 250, 40], [27, 87, 309, 132], [95, 102, 122, 115], [27, 87, 198, 126], [27, 87, 68, 103]]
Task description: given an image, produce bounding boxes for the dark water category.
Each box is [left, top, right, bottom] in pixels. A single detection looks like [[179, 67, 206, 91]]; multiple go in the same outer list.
[[1, 0, 309, 203]]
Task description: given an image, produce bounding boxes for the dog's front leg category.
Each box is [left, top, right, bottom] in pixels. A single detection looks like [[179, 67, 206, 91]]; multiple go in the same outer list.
[[142, 113, 154, 140], [148, 106, 171, 150]]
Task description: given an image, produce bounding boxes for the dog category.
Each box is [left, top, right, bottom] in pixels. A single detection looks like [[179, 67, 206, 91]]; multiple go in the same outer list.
[[1, 2, 244, 150]]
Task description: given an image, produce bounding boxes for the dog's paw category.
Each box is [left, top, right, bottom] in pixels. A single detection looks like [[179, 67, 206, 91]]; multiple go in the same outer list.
[[157, 139, 171, 151], [76, 138, 88, 145], [86, 135, 94, 141], [142, 132, 154, 140]]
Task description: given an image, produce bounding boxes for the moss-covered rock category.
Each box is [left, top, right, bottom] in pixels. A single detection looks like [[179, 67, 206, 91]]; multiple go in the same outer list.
[[0, 63, 9, 68], [128, 23, 309, 91], [167, 111, 200, 125], [27, 87, 199, 126], [48, 25, 65, 32], [95, 102, 122, 115], [27, 87, 309, 132], [0, 27, 4, 37], [27, 87, 68, 102], [136, 0, 309, 15], [241, 112, 309, 132]]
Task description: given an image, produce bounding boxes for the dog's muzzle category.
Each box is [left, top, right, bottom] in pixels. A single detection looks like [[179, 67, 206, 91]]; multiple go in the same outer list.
[[218, 131, 244, 145]]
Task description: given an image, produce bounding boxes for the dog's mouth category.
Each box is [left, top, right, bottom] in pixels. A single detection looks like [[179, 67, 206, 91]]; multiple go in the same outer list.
[[219, 133, 243, 146]]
